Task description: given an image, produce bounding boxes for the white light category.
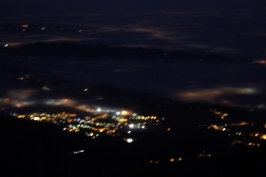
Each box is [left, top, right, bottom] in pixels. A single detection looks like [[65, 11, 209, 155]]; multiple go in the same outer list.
[[126, 138, 133, 143], [222, 128, 226, 131], [33, 117, 39, 121], [129, 124, 134, 128], [4, 44, 8, 47], [142, 125, 145, 129], [97, 108, 101, 112], [116, 112, 120, 115], [73, 150, 84, 154]]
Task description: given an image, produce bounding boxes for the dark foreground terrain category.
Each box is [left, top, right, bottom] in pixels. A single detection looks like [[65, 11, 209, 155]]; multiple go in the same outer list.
[[1, 112, 266, 177]]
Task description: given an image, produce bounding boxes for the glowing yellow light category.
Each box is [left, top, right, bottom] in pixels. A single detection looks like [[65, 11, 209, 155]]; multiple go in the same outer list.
[[178, 157, 182, 161], [118, 118, 127, 122], [121, 111, 127, 115], [260, 134, 266, 140], [212, 125, 219, 130], [170, 158, 175, 162]]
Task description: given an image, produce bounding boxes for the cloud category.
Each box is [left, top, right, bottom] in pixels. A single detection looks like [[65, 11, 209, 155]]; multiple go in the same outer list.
[[175, 87, 259, 101]]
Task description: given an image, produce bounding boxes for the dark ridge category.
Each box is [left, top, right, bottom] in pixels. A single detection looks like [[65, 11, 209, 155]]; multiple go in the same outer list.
[[0, 41, 245, 62]]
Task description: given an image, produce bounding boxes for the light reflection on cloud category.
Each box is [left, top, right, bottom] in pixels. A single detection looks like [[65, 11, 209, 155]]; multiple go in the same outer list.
[[176, 87, 259, 101], [0, 89, 111, 113], [8, 90, 37, 100]]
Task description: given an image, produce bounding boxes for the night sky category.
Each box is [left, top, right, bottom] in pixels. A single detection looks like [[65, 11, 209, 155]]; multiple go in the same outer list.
[[1, 0, 266, 59], [0, 1, 266, 108]]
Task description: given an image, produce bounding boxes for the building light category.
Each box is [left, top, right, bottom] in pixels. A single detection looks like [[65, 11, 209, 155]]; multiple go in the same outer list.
[[126, 138, 133, 143]]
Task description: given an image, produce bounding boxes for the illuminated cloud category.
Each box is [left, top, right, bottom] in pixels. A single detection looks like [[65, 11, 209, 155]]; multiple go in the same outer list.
[[8, 90, 37, 100], [175, 87, 259, 101]]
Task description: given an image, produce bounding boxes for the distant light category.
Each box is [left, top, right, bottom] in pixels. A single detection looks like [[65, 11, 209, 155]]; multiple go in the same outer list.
[[84, 88, 88, 92], [167, 128, 171, 131], [127, 131, 131, 134], [116, 111, 120, 115], [222, 128, 226, 131], [97, 108, 101, 112], [4, 44, 8, 47], [129, 124, 134, 128], [142, 125, 145, 129], [170, 158, 175, 162], [73, 150, 84, 154], [126, 138, 133, 143], [121, 111, 127, 115], [260, 134, 266, 140], [33, 117, 39, 121]]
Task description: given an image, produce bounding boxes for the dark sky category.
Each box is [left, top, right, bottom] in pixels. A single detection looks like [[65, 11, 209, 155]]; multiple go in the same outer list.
[[0, 1, 266, 109], [1, 0, 266, 59]]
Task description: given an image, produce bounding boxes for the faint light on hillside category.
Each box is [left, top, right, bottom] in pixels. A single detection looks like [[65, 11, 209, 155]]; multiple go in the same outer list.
[[252, 60, 266, 64]]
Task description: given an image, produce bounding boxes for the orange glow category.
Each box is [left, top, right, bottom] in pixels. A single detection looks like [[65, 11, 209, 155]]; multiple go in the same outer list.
[[260, 134, 266, 140]]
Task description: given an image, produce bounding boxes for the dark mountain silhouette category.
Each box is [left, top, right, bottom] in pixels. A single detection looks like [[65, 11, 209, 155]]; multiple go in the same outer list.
[[0, 41, 247, 62]]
